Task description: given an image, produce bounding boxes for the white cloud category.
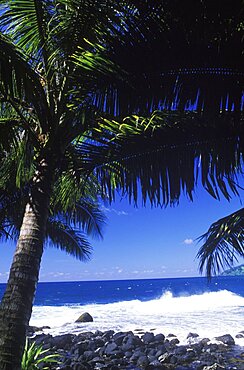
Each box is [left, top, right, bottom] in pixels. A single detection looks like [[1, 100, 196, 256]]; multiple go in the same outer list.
[[183, 238, 194, 245], [114, 267, 123, 273]]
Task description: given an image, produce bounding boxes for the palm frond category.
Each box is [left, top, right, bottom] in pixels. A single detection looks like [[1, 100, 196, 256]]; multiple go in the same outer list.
[[0, 0, 50, 57], [101, 0, 244, 116], [76, 111, 243, 206], [0, 104, 22, 151], [0, 32, 49, 133], [46, 218, 92, 261], [197, 208, 244, 277], [67, 199, 106, 239], [0, 134, 35, 189]]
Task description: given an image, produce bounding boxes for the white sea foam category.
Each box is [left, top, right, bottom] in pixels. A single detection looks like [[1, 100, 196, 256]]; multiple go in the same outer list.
[[30, 290, 244, 345]]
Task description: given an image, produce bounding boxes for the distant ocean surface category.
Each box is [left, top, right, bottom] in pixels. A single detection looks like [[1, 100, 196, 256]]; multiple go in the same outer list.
[[0, 276, 244, 345]]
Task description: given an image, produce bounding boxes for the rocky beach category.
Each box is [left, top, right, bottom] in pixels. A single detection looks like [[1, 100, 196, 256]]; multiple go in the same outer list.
[[23, 278, 244, 369], [29, 325, 244, 370]]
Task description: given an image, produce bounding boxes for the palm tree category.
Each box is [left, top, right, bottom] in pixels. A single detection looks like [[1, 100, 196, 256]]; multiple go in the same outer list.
[[0, 1, 243, 368], [0, 122, 106, 259], [0, 185, 106, 263]]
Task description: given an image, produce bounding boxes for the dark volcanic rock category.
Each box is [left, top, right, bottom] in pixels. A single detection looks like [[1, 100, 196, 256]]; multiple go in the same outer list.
[[187, 332, 199, 339], [236, 333, 244, 338], [104, 342, 118, 355], [27, 325, 51, 334], [167, 333, 177, 338], [202, 364, 225, 370], [29, 329, 244, 370], [154, 333, 165, 343], [215, 334, 235, 345], [137, 354, 149, 367], [75, 312, 93, 323], [142, 332, 155, 344], [51, 334, 74, 349], [112, 332, 127, 345]]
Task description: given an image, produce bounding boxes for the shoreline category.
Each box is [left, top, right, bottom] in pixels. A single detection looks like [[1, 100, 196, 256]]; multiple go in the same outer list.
[[29, 327, 244, 369]]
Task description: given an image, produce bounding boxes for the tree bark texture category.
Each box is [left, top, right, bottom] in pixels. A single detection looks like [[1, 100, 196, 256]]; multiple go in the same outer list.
[[0, 155, 54, 370]]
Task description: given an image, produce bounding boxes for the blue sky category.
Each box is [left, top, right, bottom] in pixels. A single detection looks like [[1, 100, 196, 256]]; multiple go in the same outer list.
[[0, 184, 243, 283]]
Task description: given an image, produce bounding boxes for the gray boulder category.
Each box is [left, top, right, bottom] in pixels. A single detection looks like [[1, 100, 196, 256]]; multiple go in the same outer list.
[[187, 332, 199, 339], [137, 355, 149, 367], [236, 333, 244, 338], [142, 332, 155, 344], [215, 334, 235, 345], [75, 312, 93, 323]]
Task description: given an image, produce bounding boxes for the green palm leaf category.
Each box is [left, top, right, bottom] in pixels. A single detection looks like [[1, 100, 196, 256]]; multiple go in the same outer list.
[[76, 111, 243, 205], [46, 219, 92, 261], [0, 33, 49, 133], [197, 208, 244, 277]]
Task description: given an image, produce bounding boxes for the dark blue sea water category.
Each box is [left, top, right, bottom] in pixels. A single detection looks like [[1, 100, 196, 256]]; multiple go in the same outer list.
[[5, 275, 244, 305], [36, 276, 244, 305], [0, 276, 243, 306], [0, 277, 243, 343]]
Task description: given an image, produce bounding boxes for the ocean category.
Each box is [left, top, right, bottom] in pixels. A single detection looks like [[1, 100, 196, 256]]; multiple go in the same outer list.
[[0, 276, 244, 346]]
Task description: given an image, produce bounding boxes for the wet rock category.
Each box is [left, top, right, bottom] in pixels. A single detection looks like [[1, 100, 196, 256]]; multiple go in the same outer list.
[[155, 346, 167, 358], [51, 334, 74, 349], [236, 333, 244, 338], [104, 342, 118, 355], [112, 332, 127, 345], [101, 330, 114, 340], [27, 325, 51, 334], [130, 349, 146, 361], [154, 333, 165, 343], [142, 332, 155, 344], [215, 334, 235, 345], [187, 332, 199, 339], [88, 356, 105, 365], [83, 350, 95, 361], [202, 364, 225, 370], [174, 346, 187, 356], [149, 359, 164, 367], [33, 333, 52, 346], [199, 338, 210, 345], [30, 330, 244, 370], [73, 364, 88, 370], [180, 349, 196, 363], [75, 312, 93, 323], [122, 333, 142, 352], [93, 337, 105, 348], [137, 355, 149, 367], [158, 352, 172, 363], [169, 338, 180, 345]]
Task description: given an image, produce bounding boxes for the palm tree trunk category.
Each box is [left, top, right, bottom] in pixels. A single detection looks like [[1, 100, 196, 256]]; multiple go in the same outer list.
[[0, 155, 54, 370]]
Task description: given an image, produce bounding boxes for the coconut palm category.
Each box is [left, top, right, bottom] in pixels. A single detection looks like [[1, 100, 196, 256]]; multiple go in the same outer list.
[[0, 122, 106, 258], [0, 0, 243, 368], [0, 186, 106, 262]]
